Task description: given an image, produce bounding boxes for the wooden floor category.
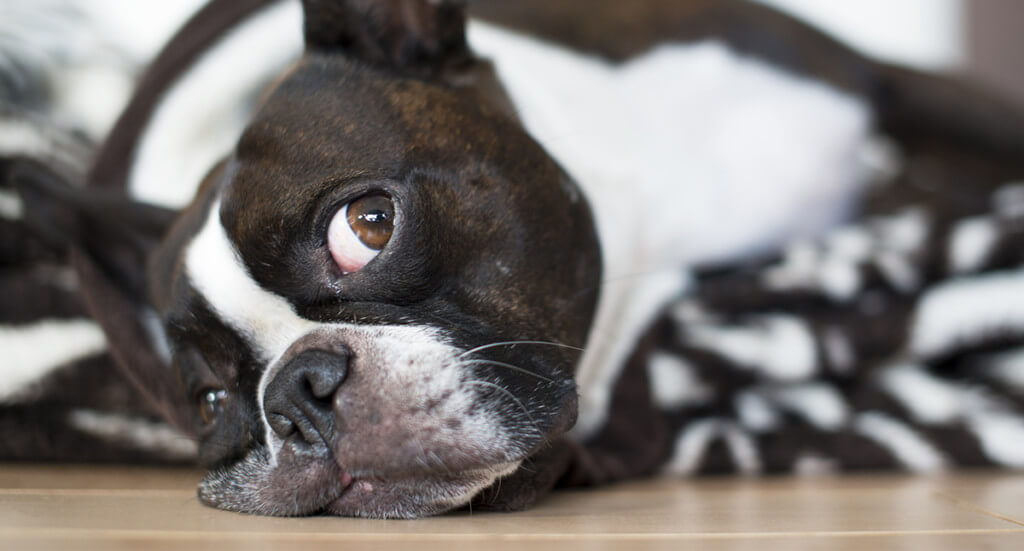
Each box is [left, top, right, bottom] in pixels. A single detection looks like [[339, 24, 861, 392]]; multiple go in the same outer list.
[[1, 465, 1023, 550]]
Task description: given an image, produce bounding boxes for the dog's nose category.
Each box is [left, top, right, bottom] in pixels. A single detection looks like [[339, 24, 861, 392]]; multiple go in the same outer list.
[[263, 349, 349, 447]]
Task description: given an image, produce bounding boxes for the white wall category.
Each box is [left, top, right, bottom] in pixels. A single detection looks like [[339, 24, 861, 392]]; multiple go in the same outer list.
[[77, 0, 208, 64], [752, 0, 965, 70], [79, 0, 967, 71]]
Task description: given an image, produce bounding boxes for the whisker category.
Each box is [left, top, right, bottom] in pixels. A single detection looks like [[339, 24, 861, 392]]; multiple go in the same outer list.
[[458, 340, 585, 359], [566, 264, 693, 305], [465, 380, 541, 434], [454, 359, 556, 383]]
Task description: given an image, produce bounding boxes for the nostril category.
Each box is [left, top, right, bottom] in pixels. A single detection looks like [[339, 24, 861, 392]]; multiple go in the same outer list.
[[263, 348, 351, 444], [304, 362, 347, 400]]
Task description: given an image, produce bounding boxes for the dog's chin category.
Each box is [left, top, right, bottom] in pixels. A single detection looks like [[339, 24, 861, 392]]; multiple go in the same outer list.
[[324, 462, 522, 519], [197, 439, 522, 518]]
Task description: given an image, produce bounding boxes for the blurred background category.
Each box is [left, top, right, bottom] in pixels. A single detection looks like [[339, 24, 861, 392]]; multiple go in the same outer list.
[[5, 0, 1024, 140], [756, 0, 1024, 110]]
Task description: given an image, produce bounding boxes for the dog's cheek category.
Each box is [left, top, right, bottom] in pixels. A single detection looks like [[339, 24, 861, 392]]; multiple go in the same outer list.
[[468, 438, 574, 512]]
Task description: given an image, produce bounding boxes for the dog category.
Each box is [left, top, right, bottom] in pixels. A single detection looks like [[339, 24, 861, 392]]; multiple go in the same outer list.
[[4, 0, 1024, 519]]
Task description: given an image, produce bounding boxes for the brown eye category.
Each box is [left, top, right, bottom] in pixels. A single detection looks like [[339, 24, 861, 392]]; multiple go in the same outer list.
[[347, 195, 394, 250], [198, 388, 228, 425], [328, 194, 396, 274]]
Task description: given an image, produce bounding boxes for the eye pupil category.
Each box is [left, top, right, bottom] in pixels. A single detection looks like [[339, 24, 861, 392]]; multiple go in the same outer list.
[[198, 389, 227, 425], [346, 195, 394, 250]]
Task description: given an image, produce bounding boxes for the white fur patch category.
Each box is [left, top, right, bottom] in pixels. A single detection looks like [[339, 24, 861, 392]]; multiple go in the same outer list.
[[130, 0, 304, 208], [684, 315, 818, 381], [853, 411, 946, 472], [948, 216, 998, 275], [909, 268, 1024, 359], [646, 351, 712, 409], [185, 201, 318, 362], [69, 409, 198, 459], [0, 319, 107, 402]]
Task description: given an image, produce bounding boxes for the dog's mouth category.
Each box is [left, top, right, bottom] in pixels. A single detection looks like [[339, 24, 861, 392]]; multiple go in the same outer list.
[[197, 436, 521, 518], [323, 461, 521, 518]]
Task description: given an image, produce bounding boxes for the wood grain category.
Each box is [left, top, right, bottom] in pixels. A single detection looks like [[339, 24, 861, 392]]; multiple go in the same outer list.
[[1, 465, 1023, 550]]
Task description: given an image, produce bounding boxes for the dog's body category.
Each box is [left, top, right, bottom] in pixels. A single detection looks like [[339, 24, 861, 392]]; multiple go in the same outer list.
[[3, 0, 1024, 518]]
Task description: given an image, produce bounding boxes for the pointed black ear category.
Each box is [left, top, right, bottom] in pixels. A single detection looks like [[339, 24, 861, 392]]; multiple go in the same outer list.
[[300, 0, 470, 76], [9, 160, 191, 432]]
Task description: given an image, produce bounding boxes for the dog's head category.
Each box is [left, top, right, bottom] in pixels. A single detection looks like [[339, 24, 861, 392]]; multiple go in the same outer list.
[[15, 0, 601, 518]]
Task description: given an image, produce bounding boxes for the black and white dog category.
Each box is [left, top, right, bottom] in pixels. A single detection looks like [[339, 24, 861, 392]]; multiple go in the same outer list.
[[3, 0, 1024, 519]]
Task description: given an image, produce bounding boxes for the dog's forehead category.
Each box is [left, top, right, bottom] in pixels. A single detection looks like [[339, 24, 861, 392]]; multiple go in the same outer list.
[[219, 54, 568, 255], [232, 54, 522, 186]]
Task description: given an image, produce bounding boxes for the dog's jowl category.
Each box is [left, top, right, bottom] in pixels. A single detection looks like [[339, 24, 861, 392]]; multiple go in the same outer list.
[[3, 0, 1024, 519]]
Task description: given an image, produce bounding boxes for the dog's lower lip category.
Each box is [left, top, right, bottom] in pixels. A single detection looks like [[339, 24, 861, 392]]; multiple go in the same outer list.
[[321, 471, 355, 512]]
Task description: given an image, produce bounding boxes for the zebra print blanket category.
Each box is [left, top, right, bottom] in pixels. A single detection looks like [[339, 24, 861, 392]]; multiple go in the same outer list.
[[3, 0, 1024, 486], [574, 171, 1024, 482]]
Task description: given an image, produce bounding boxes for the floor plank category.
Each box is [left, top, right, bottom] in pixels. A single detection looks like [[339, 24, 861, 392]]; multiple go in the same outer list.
[[2, 465, 1023, 550]]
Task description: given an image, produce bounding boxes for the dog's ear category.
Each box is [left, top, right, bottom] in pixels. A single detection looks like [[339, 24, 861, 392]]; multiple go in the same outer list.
[[300, 0, 470, 76], [9, 160, 191, 432]]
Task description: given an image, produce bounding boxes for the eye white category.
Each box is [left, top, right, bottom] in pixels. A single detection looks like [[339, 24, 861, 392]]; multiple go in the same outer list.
[[327, 203, 381, 274]]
